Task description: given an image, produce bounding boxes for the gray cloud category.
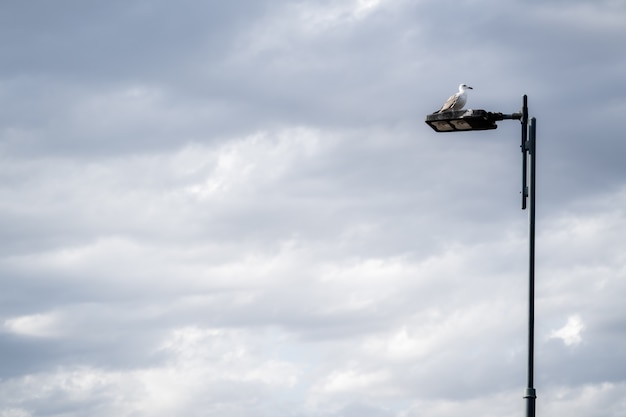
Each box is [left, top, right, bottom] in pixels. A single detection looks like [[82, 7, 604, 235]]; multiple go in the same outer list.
[[1, 0, 626, 416]]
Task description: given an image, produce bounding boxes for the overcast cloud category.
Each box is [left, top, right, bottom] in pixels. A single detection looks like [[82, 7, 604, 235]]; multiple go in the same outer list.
[[1, 1, 626, 416]]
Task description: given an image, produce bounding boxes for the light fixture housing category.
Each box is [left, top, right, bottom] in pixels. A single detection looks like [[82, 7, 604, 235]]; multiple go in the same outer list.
[[425, 109, 520, 132]]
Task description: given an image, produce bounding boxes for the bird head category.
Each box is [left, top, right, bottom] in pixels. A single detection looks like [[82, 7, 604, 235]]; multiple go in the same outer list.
[[459, 83, 473, 91]]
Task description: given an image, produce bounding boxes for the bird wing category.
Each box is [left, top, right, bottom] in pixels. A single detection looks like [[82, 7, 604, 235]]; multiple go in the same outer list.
[[437, 93, 459, 112]]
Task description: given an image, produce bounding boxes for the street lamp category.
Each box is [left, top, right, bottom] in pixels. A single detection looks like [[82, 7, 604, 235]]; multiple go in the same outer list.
[[426, 95, 538, 417], [425, 109, 521, 132]]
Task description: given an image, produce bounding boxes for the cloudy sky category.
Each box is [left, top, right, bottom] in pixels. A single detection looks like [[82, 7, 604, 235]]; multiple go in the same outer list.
[[1, 0, 626, 416]]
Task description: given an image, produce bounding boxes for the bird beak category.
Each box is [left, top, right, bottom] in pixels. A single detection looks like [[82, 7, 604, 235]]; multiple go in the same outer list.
[[467, 86, 473, 89]]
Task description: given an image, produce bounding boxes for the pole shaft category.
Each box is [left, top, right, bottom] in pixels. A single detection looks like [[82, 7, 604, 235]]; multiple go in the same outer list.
[[521, 96, 529, 210], [525, 117, 537, 417]]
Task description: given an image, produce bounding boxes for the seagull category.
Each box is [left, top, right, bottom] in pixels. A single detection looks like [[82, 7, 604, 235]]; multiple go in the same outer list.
[[434, 83, 473, 113]]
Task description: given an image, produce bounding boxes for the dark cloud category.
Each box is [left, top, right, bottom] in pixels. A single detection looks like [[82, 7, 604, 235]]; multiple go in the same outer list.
[[0, 0, 274, 81]]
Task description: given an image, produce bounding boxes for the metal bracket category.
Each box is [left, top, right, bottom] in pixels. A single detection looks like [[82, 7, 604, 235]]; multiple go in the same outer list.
[[523, 388, 537, 399], [524, 139, 533, 152]]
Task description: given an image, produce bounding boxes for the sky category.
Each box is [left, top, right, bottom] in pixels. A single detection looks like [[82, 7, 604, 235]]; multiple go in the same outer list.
[[1, 0, 626, 416]]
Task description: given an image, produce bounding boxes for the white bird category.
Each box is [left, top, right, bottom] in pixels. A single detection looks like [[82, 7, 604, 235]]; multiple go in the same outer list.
[[434, 83, 473, 113]]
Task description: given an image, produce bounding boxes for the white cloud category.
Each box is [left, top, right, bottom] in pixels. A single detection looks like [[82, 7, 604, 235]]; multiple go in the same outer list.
[[549, 315, 585, 347], [542, 382, 626, 417], [3, 312, 63, 338], [313, 368, 393, 395], [0, 326, 300, 416]]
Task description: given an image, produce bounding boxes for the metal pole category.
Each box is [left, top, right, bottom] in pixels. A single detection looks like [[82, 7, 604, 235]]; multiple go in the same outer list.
[[521, 95, 529, 210], [524, 116, 537, 417]]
